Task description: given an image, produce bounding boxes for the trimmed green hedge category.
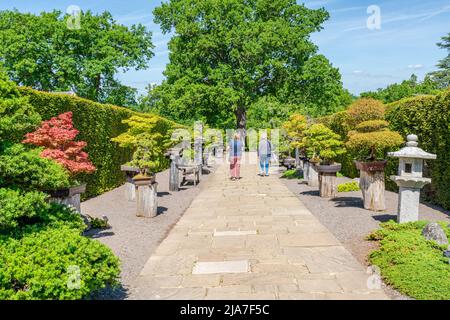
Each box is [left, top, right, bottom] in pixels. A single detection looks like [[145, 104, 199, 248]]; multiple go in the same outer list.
[[386, 90, 450, 210], [18, 87, 177, 199]]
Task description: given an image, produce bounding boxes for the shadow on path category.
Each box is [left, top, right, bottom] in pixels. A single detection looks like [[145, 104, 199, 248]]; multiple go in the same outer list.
[[332, 197, 364, 209]]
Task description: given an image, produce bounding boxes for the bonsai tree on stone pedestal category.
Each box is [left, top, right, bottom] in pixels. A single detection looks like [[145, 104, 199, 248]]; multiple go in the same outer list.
[[112, 115, 174, 218], [302, 124, 346, 197], [23, 112, 96, 212], [345, 100, 403, 211], [112, 115, 174, 180], [283, 114, 308, 168]]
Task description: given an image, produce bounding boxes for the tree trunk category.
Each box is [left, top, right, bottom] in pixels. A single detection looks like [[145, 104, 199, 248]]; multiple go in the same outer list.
[[236, 105, 246, 130], [359, 169, 385, 211], [318, 172, 337, 198]]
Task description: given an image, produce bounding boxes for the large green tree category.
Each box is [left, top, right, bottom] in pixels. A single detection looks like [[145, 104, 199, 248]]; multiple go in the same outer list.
[[429, 33, 450, 89], [0, 10, 154, 106], [148, 0, 348, 129]]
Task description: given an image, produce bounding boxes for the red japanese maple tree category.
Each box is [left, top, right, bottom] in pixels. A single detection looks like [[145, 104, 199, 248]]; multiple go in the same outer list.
[[23, 112, 96, 175]]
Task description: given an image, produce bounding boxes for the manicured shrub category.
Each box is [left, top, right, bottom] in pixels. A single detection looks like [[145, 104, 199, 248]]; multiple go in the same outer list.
[[112, 115, 175, 174], [0, 189, 49, 230], [346, 106, 403, 161], [337, 181, 360, 192], [18, 87, 178, 198], [0, 225, 120, 300], [368, 221, 450, 300], [386, 90, 450, 209], [302, 124, 345, 164], [0, 143, 70, 191], [345, 98, 385, 128], [23, 112, 96, 177], [346, 130, 404, 161], [0, 70, 41, 144]]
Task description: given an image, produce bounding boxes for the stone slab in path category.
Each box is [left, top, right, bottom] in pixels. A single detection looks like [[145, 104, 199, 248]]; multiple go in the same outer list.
[[130, 156, 389, 300]]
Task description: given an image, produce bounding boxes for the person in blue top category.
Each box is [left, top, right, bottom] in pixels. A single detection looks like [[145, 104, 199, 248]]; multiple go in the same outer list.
[[227, 133, 243, 181], [258, 132, 272, 176]]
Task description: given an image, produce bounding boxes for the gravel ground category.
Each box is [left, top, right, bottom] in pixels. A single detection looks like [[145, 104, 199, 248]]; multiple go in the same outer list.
[[281, 172, 450, 300], [81, 166, 215, 300]]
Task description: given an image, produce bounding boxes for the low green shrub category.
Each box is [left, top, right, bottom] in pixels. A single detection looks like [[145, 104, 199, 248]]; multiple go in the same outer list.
[[281, 169, 303, 179], [0, 70, 41, 143], [337, 181, 360, 192], [0, 144, 70, 191], [0, 189, 49, 230], [0, 225, 120, 300], [368, 221, 450, 300]]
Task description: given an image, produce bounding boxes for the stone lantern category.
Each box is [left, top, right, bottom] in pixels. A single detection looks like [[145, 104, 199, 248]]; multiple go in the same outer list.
[[388, 134, 436, 223]]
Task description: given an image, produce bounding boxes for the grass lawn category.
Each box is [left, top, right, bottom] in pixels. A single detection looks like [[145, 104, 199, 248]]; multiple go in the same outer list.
[[368, 221, 450, 300]]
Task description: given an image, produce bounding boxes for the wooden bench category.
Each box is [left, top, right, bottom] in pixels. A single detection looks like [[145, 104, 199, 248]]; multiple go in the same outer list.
[[177, 163, 201, 186]]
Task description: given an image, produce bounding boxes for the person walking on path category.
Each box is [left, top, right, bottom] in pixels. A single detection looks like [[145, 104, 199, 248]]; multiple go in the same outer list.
[[227, 133, 243, 181], [258, 133, 272, 177]]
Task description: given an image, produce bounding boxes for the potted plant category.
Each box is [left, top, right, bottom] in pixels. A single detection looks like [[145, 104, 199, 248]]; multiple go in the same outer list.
[[23, 112, 96, 211], [302, 124, 346, 197], [283, 114, 308, 175], [345, 99, 404, 211], [112, 115, 174, 182]]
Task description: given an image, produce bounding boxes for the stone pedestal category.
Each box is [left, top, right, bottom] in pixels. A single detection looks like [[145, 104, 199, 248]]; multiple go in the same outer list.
[[308, 163, 319, 187], [317, 164, 341, 198], [49, 184, 86, 213], [125, 178, 136, 202], [303, 161, 310, 183], [355, 161, 387, 211], [169, 158, 179, 192], [121, 165, 140, 202], [390, 177, 430, 223], [135, 180, 158, 218], [295, 148, 300, 169], [397, 186, 420, 223]]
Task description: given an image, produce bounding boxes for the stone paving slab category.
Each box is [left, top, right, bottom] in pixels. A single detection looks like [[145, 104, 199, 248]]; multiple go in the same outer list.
[[130, 159, 389, 300]]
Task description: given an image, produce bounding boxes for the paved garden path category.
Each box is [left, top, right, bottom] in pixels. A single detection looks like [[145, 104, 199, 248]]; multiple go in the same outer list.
[[130, 158, 389, 300]]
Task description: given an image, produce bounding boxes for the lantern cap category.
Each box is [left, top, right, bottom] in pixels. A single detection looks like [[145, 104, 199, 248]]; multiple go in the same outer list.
[[388, 134, 437, 160]]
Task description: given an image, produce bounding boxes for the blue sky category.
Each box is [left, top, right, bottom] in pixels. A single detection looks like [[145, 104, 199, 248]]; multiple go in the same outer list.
[[1, 0, 449, 95]]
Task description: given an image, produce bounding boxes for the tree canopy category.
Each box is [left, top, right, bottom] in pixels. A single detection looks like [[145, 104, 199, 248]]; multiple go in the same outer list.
[[429, 33, 450, 89], [0, 10, 154, 106], [145, 0, 349, 129], [360, 74, 441, 103]]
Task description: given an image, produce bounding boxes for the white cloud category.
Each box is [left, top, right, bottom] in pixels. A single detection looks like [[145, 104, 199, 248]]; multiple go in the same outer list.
[[350, 70, 395, 79], [407, 64, 424, 70]]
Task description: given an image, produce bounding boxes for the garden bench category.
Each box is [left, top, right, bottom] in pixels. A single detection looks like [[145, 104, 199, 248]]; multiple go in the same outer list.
[[177, 163, 201, 186]]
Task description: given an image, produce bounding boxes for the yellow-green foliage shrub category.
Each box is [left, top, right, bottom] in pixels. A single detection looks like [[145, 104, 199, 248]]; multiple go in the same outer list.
[[345, 98, 385, 127], [386, 90, 450, 210], [18, 87, 177, 198], [112, 115, 176, 174]]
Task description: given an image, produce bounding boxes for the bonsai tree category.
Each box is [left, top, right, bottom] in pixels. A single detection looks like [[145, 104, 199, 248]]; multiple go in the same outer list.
[[346, 120, 404, 161], [23, 112, 96, 179], [283, 114, 308, 164], [345, 99, 403, 211], [302, 124, 345, 197], [22, 112, 95, 212], [112, 115, 174, 177], [303, 124, 345, 165]]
